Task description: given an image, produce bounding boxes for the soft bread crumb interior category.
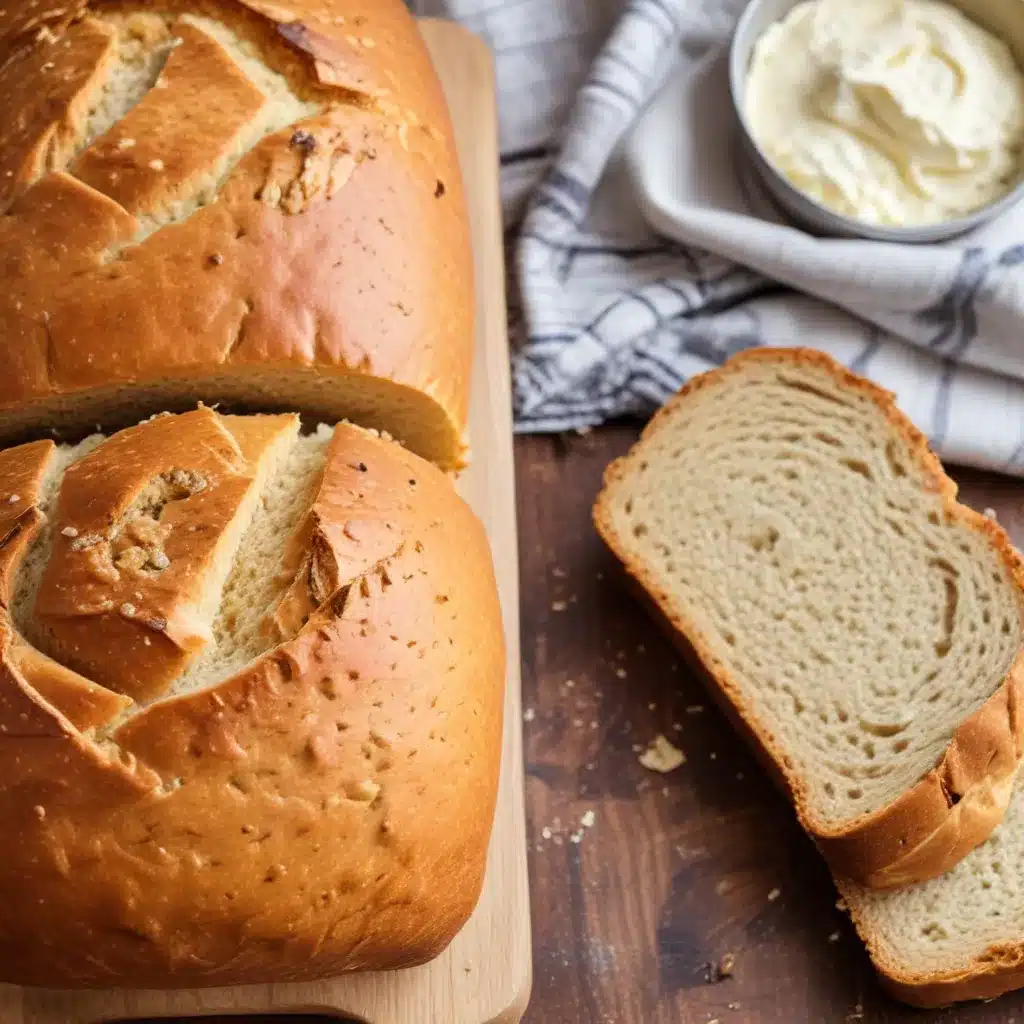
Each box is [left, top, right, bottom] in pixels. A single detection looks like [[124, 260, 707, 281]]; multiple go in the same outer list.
[[171, 425, 332, 696], [602, 360, 1024, 827]]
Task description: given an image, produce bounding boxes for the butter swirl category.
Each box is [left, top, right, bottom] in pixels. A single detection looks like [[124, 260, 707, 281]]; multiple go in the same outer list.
[[744, 0, 1024, 226]]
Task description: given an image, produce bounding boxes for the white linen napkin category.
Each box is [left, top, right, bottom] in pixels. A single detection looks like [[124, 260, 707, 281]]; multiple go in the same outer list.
[[410, 0, 1024, 474]]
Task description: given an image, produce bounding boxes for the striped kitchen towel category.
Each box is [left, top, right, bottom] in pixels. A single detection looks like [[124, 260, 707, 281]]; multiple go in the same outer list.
[[409, 0, 1024, 474]]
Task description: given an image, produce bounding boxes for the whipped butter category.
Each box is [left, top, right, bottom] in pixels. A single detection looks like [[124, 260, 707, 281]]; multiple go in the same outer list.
[[744, 0, 1024, 226]]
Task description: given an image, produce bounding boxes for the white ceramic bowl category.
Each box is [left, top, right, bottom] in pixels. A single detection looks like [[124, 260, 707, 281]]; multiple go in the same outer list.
[[729, 0, 1024, 242]]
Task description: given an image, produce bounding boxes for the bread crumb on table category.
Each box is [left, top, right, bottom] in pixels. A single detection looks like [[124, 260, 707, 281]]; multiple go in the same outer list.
[[685, 704, 704, 714], [551, 600, 567, 612], [523, 707, 535, 723], [767, 887, 781, 902], [639, 734, 685, 773], [828, 930, 841, 943], [715, 952, 736, 980], [581, 810, 596, 828]]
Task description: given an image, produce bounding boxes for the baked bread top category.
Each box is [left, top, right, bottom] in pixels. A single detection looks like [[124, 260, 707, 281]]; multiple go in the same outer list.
[[0, 0, 473, 468], [0, 410, 505, 988]]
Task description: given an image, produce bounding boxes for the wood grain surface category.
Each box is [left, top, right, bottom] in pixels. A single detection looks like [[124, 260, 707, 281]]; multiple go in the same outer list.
[[0, 20, 531, 1024], [515, 424, 1024, 1024]]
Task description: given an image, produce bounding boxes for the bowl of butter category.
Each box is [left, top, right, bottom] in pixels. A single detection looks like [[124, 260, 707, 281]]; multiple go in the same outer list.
[[730, 0, 1024, 241]]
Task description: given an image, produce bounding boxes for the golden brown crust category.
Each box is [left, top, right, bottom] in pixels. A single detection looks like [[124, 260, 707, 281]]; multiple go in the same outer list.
[[34, 408, 299, 702], [594, 347, 1024, 890], [0, 418, 504, 988], [0, 0, 473, 469]]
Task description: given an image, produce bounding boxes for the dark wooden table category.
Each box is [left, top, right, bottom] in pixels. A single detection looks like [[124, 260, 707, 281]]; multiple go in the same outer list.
[[515, 424, 1024, 1024]]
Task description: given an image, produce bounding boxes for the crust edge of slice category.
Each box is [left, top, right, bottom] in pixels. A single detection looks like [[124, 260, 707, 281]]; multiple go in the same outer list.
[[593, 346, 1024, 891]]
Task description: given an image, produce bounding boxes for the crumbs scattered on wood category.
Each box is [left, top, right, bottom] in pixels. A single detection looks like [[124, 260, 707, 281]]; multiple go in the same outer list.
[[639, 734, 685, 773]]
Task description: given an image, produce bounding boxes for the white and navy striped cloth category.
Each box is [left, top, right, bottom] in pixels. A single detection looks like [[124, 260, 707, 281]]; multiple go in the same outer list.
[[410, 0, 1024, 474]]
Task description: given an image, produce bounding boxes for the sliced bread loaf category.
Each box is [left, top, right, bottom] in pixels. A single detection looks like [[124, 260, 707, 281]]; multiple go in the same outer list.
[[594, 348, 1024, 889], [841, 769, 1024, 1007]]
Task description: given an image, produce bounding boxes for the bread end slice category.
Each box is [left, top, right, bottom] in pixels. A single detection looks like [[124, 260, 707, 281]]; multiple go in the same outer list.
[[840, 763, 1024, 1008], [594, 348, 1024, 889]]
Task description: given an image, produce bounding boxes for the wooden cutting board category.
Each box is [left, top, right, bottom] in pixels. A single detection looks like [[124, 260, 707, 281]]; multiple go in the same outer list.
[[0, 20, 532, 1024]]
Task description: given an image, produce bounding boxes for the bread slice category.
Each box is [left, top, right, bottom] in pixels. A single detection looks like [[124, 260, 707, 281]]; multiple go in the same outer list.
[[841, 768, 1024, 1007], [594, 348, 1024, 889]]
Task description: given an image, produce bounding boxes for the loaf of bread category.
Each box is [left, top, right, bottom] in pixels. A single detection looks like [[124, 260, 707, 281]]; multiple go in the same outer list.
[[0, 0, 473, 468], [594, 349, 1024, 889], [0, 408, 505, 988]]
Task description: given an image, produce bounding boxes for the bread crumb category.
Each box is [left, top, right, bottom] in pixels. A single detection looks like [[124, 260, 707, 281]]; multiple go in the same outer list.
[[767, 887, 781, 902], [984, 507, 998, 520], [685, 705, 704, 714], [7, 494, 19, 503], [639, 735, 685, 773], [836, 897, 848, 912], [118, 138, 136, 149], [552, 567, 567, 578], [347, 779, 380, 803], [61, 526, 78, 538], [615, 667, 627, 679], [581, 810, 595, 828], [120, 603, 137, 617], [709, 752, 717, 760], [647, 702, 656, 710], [523, 707, 535, 722], [149, 550, 170, 570], [828, 931, 841, 943], [149, 158, 164, 171], [33, 805, 45, 820], [569, 832, 582, 844], [551, 600, 567, 612], [672, 722, 682, 731], [541, 826, 552, 840], [572, 717, 584, 728], [714, 879, 732, 896], [565, 679, 575, 689], [846, 1005, 864, 1022], [716, 946, 733, 978]]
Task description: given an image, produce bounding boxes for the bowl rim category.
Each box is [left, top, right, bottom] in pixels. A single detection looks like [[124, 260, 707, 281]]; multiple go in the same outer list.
[[727, 0, 1024, 243]]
